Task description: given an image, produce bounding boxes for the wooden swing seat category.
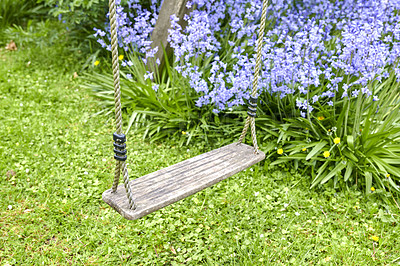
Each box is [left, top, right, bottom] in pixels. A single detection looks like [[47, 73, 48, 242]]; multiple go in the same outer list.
[[102, 143, 265, 220]]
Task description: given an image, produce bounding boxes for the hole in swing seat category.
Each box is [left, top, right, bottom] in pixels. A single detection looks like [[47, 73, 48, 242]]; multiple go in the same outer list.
[[102, 143, 265, 220]]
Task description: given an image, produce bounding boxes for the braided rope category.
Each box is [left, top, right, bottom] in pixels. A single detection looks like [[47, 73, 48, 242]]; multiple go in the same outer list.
[[238, 0, 269, 153], [109, 0, 122, 134], [109, 0, 136, 210], [238, 116, 250, 143], [122, 162, 136, 209], [112, 160, 121, 191]]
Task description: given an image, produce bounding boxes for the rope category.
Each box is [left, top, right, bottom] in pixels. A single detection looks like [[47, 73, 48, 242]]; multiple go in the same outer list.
[[109, 0, 136, 210], [238, 0, 269, 153], [112, 160, 121, 191]]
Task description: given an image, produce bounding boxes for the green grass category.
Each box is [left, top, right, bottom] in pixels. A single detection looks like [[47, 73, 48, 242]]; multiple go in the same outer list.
[[1, 39, 400, 265]]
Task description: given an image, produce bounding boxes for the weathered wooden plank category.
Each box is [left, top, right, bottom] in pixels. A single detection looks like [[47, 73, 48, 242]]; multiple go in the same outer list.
[[138, 146, 251, 203], [102, 143, 265, 220], [131, 144, 234, 187]]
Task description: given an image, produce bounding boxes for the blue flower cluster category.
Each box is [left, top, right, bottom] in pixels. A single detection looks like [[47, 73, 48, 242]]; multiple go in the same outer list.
[[94, 0, 161, 68], [96, 0, 400, 114]]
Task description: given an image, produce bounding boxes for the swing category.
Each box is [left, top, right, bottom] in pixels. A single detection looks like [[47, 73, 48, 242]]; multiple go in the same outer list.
[[102, 0, 269, 220]]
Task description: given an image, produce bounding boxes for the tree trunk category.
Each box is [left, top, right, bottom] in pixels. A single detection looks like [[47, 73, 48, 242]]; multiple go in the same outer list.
[[147, 0, 191, 74]]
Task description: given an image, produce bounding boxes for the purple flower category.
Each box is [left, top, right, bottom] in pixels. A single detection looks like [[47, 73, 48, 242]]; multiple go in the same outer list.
[[352, 89, 360, 98], [144, 71, 153, 80], [361, 87, 372, 97], [95, 0, 400, 115]]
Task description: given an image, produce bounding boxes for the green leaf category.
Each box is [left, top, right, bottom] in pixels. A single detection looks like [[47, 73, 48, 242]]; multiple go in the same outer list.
[[263, 142, 277, 153], [365, 172, 372, 194], [344, 161, 353, 182], [346, 135, 354, 151], [310, 171, 327, 189], [336, 99, 348, 135], [306, 141, 328, 160], [161, 42, 172, 79], [381, 157, 400, 165], [126, 112, 139, 135], [311, 160, 329, 186], [320, 162, 346, 184], [270, 154, 307, 165], [372, 156, 400, 177], [352, 91, 364, 137], [388, 177, 400, 192], [342, 148, 359, 162], [270, 159, 287, 166]]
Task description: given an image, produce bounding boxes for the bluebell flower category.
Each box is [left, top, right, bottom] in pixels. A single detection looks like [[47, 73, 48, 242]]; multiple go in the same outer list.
[[144, 71, 153, 80], [352, 89, 360, 97], [361, 87, 372, 97], [95, 0, 400, 114]]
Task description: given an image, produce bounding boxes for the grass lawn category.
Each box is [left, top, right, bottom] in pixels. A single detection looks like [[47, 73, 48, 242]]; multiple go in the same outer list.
[[1, 44, 400, 265]]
